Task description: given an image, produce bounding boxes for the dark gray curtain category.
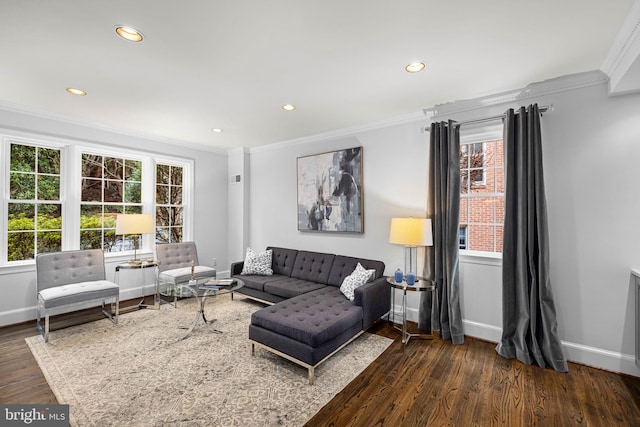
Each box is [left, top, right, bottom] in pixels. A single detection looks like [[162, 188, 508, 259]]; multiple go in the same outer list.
[[496, 104, 568, 372], [419, 120, 464, 345]]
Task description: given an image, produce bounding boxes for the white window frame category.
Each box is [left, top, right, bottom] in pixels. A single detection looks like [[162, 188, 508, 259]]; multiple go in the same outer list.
[[77, 145, 153, 256], [1, 130, 194, 272], [1, 133, 70, 270], [459, 124, 504, 262], [153, 156, 194, 244]]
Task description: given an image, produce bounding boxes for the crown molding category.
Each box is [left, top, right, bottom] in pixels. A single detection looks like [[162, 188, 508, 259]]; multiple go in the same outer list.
[[0, 100, 227, 155], [601, 0, 640, 95], [424, 70, 608, 119], [250, 111, 426, 153]]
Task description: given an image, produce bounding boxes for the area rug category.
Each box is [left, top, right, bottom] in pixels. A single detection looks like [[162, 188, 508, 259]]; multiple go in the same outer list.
[[25, 295, 393, 426]]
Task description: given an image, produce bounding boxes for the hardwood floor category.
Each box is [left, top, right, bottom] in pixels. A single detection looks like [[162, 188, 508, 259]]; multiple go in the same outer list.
[[306, 322, 640, 427], [2, 299, 639, 426]]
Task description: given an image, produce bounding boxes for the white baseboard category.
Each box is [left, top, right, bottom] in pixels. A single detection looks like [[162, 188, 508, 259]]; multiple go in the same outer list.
[[460, 319, 640, 378], [387, 308, 640, 378], [562, 341, 640, 377]]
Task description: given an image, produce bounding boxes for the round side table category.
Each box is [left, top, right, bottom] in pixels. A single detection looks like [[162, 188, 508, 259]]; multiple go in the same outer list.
[[386, 277, 436, 345]]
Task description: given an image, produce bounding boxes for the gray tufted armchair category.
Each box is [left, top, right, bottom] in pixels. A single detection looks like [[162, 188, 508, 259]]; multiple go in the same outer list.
[[35, 249, 119, 342]]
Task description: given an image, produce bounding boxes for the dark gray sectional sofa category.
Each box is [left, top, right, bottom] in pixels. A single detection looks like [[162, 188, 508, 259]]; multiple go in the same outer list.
[[230, 246, 390, 384]]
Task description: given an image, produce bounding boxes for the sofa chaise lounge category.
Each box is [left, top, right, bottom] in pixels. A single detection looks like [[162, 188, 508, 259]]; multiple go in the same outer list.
[[231, 246, 389, 384]]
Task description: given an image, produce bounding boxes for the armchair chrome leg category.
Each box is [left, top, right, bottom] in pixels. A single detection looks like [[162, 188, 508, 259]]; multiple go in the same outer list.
[[44, 315, 50, 343], [35, 301, 50, 343], [101, 297, 119, 325]]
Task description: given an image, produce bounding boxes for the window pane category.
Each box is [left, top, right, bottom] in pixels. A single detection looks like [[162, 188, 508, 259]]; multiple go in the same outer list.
[[156, 206, 170, 226], [105, 157, 123, 180], [125, 205, 142, 215], [496, 167, 505, 193], [124, 159, 142, 180], [156, 185, 169, 204], [104, 205, 121, 230], [496, 198, 505, 224], [468, 197, 495, 223], [81, 205, 103, 229], [171, 227, 182, 243], [104, 228, 118, 252], [125, 181, 141, 203], [37, 175, 60, 200], [82, 154, 103, 178], [170, 186, 182, 205], [157, 164, 170, 185], [80, 230, 102, 249], [8, 203, 35, 230], [468, 224, 496, 252], [10, 144, 35, 172], [82, 178, 102, 202], [156, 227, 170, 243], [171, 207, 183, 226], [459, 198, 468, 223], [459, 226, 468, 250], [8, 232, 34, 261], [38, 204, 62, 230], [495, 226, 504, 253], [37, 231, 62, 254], [38, 147, 60, 174], [10, 172, 35, 199], [171, 166, 183, 185], [104, 180, 123, 203]]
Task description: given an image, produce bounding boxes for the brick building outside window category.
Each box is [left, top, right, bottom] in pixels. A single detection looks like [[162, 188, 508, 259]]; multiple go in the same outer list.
[[459, 134, 504, 254]]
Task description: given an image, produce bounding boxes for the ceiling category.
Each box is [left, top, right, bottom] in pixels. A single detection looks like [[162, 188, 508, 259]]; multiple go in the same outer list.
[[0, 1, 635, 150]]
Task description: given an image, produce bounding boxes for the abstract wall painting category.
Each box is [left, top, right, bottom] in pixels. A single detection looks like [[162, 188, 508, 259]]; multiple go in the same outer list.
[[297, 147, 363, 233]]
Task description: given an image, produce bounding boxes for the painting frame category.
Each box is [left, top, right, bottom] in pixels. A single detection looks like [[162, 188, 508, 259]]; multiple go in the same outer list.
[[296, 146, 364, 233]]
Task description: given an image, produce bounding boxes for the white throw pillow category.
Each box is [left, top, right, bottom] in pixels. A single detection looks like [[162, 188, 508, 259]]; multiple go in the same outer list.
[[340, 263, 375, 301], [241, 248, 273, 275]]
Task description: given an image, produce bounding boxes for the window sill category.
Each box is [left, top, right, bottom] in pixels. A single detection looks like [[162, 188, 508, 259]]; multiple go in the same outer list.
[[0, 261, 35, 275], [460, 250, 502, 266]]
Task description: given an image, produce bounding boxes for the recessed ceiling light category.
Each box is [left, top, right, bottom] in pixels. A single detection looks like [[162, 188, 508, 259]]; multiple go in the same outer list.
[[66, 87, 86, 96], [211, 128, 223, 133], [282, 104, 296, 111], [115, 26, 144, 42], [405, 62, 426, 73]]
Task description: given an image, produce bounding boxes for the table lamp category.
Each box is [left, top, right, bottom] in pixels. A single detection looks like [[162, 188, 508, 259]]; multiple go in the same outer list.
[[389, 217, 433, 282], [115, 213, 154, 263]]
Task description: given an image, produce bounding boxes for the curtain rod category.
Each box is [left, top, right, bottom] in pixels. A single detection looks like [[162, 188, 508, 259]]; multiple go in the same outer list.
[[425, 104, 552, 130]]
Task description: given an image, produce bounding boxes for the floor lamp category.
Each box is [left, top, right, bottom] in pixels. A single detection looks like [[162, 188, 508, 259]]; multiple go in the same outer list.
[[389, 217, 433, 281], [115, 214, 154, 263]]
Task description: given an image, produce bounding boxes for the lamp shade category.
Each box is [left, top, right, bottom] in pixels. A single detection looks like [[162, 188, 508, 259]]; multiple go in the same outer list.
[[115, 214, 154, 235], [389, 217, 433, 247]]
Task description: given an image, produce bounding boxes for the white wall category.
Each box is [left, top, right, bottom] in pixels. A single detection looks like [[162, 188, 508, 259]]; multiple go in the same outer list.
[[245, 77, 640, 376], [0, 107, 229, 326], [247, 122, 428, 267]]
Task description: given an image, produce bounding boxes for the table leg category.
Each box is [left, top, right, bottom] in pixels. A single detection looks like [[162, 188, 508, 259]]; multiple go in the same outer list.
[[177, 295, 222, 340], [402, 288, 408, 345], [389, 286, 396, 325]]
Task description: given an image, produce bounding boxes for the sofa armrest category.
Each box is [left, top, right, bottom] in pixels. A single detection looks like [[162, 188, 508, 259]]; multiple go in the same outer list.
[[230, 261, 244, 276], [354, 276, 390, 329]]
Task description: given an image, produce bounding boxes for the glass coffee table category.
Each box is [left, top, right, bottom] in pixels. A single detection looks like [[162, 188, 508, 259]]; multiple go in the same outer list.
[[159, 278, 244, 341]]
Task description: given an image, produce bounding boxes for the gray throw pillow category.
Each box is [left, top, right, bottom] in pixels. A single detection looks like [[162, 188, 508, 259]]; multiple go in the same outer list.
[[340, 263, 375, 301], [241, 248, 273, 275]]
